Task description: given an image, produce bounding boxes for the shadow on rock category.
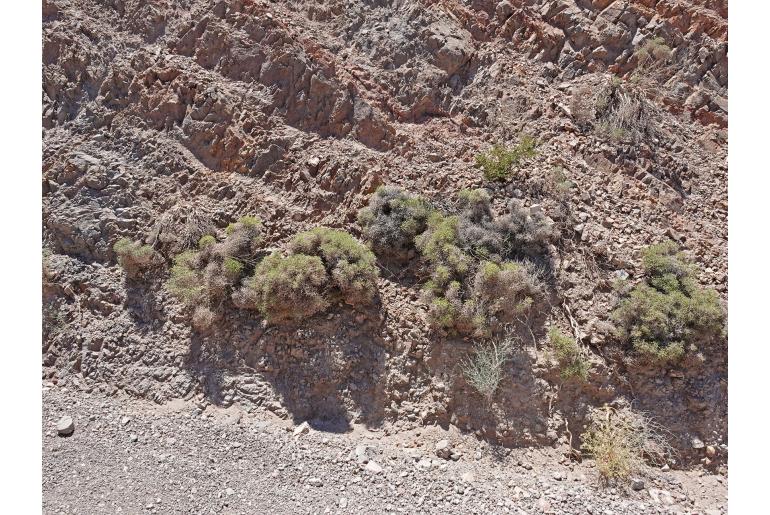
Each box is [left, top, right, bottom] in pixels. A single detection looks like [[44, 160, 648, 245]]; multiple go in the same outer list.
[[182, 308, 389, 434]]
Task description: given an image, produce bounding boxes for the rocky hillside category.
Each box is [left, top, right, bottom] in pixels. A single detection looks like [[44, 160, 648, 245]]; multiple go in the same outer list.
[[42, 0, 728, 500]]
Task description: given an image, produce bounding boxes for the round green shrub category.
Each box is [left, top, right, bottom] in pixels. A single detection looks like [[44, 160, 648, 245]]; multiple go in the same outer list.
[[290, 227, 379, 306], [246, 253, 329, 323]]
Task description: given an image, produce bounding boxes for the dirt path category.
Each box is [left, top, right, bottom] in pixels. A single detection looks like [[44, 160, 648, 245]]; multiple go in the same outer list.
[[42, 386, 726, 514]]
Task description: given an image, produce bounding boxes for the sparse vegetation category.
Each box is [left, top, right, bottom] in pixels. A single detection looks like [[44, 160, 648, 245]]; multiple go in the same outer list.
[[113, 238, 157, 277], [571, 78, 656, 143], [547, 167, 574, 201], [461, 338, 516, 402], [636, 36, 671, 66], [549, 327, 589, 380], [152, 205, 218, 254], [475, 136, 537, 181], [223, 257, 244, 279], [611, 241, 725, 364], [582, 406, 673, 484]]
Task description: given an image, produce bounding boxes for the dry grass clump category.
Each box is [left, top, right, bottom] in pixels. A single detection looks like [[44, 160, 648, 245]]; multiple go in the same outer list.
[[475, 135, 537, 182], [571, 78, 657, 143], [572, 38, 671, 143], [152, 205, 217, 254], [548, 327, 589, 380], [191, 305, 216, 331], [461, 337, 516, 402], [612, 241, 725, 365], [494, 199, 557, 259], [472, 260, 545, 321], [546, 167, 574, 201], [582, 406, 674, 484], [636, 36, 671, 65], [113, 238, 158, 277]]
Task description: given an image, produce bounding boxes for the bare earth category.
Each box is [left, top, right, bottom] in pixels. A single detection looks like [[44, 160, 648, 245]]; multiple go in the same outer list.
[[43, 385, 726, 514]]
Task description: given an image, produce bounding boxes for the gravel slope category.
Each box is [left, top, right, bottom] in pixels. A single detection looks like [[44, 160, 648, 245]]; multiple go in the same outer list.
[[42, 386, 726, 514]]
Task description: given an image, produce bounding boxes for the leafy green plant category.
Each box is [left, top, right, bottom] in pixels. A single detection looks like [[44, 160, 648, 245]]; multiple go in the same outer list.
[[549, 327, 589, 380], [612, 241, 725, 364], [475, 136, 537, 181]]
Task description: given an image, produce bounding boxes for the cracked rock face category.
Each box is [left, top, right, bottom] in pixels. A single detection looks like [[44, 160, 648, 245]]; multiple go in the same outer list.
[[43, 0, 727, 473]]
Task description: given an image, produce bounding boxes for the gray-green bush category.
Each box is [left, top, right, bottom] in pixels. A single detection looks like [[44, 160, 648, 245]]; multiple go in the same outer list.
[[166, 216, 263, 316], [461, 338, 516, 402], [113, 238, 158, 277], [357, 186, 433, 262], [236, 228, 379, 323], [289, 227, 379, 306], [359, 187, 555, 336], [611, 241, 725, 364], [239, 253, 329, 323]]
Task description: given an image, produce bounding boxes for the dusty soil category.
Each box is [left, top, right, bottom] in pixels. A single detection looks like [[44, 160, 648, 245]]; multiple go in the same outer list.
[[43, 385, 726, 514], [42, 0, 728, 510]]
